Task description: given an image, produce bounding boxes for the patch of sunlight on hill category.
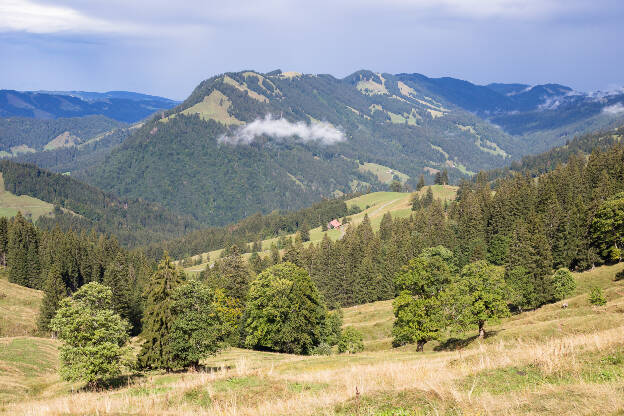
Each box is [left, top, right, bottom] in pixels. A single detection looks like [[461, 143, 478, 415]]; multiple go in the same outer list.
[[0, 271, 43, 337], [357, 163, 409, 184], [0, 173, 54, 220], [177, 90, 244, 125]]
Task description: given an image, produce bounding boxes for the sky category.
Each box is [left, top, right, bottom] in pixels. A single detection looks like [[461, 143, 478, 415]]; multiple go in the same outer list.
[[1, 0, 623, 100]]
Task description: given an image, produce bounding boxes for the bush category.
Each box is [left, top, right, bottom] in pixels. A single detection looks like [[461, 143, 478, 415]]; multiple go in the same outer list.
[[310, 342, 333, 356], [588, 286, 607, 306], [337, 327, 364, 354], [551, 268, 576, 301], [321, 309, 343, 346]]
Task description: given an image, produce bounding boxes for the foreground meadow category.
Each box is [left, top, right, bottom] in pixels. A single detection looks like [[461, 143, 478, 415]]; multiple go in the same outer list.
[[1, 263, 623, 416]]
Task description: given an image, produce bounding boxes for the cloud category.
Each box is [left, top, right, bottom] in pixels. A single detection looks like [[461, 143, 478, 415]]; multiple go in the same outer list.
[[219, 115, 346, 146], [603, 102, 624, 115], [0, 0, 138, 34]]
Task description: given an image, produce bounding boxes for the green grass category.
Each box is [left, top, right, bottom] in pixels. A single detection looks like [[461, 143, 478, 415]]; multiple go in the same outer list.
[[358, 163, 410, 184], [182, 188, 457, 273], [0, 270, 43, 337], [0, 173, 54, 220]]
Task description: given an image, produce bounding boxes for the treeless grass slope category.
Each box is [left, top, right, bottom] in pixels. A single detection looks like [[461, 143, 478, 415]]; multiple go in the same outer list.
[[0, 271, 43, 337]]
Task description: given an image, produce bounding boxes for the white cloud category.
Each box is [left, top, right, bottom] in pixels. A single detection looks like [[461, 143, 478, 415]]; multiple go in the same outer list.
[[220, 115, 346, 145], [0, 0, 141, 34], [603, 102, 624, 115]]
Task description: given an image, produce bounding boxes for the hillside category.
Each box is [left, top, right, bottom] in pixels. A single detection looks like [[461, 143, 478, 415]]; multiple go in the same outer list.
[[1, 263, 622, 415], [0, 160, 198, 247], [181, 186, 457, 274], [79, 70, 624, 226]]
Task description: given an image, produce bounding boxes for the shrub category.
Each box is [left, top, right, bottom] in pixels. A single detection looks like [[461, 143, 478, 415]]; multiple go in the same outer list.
[[310, 342, 333, 356], [337, 327, 364, 354], [551, 268, 576, 301], [588, 286, 607, 306]]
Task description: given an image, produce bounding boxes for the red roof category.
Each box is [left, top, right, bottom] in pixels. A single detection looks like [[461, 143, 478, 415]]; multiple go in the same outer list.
[[329, 219, 342, 228]]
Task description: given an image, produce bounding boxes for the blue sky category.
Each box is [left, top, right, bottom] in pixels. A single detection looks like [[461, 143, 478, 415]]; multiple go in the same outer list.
[[1, 0, 623, 100]]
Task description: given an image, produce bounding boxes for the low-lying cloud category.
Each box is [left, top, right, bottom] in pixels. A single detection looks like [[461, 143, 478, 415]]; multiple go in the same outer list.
[[603, 102, 624, 115], [219, 115, 346, 145]]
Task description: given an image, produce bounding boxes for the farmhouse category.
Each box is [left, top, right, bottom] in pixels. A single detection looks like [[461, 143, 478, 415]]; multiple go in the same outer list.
[[327, 219, 342, 229]]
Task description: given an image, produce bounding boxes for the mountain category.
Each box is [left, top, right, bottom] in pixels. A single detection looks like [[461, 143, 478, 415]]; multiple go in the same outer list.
[[77, 69, 624, 226], [0, 160, 198, 247], [0, 90, 178, 122]]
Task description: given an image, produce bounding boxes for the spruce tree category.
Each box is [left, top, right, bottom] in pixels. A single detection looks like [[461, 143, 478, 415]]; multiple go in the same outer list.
[[204, 245, 250, 301], [38, 262, 68, 332], [416, 175, 425, 191], [0, 217, 8, 266], [7, 212, 40, 288], [138, 254, 185, 370], [300, 221, 311, 242], [103, 252, 140, 333]]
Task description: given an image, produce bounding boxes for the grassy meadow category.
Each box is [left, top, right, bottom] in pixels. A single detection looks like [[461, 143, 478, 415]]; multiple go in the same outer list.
[[182, 187, 457, 274], [1, 262, 623, 415], [0, 173, 54, 220]]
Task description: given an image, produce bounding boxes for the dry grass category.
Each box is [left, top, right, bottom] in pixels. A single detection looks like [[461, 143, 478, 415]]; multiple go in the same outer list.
[[4, 264, 623, 415], [0, 271, 43, 337]]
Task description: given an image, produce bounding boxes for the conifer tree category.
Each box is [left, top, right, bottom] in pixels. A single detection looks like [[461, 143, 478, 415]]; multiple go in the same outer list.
[[138, 254, 185, 370], [379, 212, 393, 241], [103, 252, 141, 333], [416, 174, 425, 191], [203, 245, 250, 301], [299, 221, 311, 242], [7, 212, 40, 288], [441, 169, 449, 185], [0, 217, 8, 266], [38, 262, 68, 332]]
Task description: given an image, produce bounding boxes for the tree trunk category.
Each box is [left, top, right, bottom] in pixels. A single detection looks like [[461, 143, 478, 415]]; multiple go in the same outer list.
[[416, 340, 426, 352], [478, 321, 486, 339]]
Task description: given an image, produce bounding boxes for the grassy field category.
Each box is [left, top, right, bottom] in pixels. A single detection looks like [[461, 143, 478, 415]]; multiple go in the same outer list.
[[181, 187, 458, 274], [357, 163, 409, 184], [2, 262, 623, 415], [0, 270, 43, 337], [0, 173, 54, 220]]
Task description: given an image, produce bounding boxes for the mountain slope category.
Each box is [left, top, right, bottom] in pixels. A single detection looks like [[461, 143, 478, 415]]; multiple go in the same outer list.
[[0, 160, 198, 246], [81, 70, 520, 224]]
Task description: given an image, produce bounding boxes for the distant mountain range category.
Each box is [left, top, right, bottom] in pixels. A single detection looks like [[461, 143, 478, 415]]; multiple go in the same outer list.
[[0, 89, 178, 122], [2, 70, 623, 227]]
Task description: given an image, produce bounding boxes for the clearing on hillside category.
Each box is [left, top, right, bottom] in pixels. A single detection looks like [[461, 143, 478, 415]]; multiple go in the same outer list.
[[0, 271, 43, 337], [0, 173, 54, 220]]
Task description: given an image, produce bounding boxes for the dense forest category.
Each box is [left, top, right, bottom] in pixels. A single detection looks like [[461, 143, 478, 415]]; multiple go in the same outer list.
[[0, 160, 197, 246]]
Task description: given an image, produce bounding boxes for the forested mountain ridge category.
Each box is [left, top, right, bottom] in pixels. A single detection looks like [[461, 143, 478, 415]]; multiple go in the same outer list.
[[0, 160, 198, 247], [80, 69, 624, 226]]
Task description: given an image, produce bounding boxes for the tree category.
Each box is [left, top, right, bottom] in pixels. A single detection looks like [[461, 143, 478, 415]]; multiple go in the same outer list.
[[0, 217, 8, 266], [591, 193, 624, 262], [50, 282, 131, 387], [441, 169, 449, 185], [588, 286, 606, 306], [7, 212, 40, 288], [551, 268, 576, 301], [243, 262, 327, 354], [505, 266, 537, 312], [392, 292, 444, 351], [416, 175, 425, 191], [337, 327, 364, 354], [103, 252, 141, 333], [203, 245, 250, 301], [390, 180, 403, 192], [300, 221, 311, 242], [169, 280, 235, 369], [38, 262, 67, 332], [321, 309, 343, 346], [138, 254, 185, 370], [450, 260, 509, 338], [392, 246, 453, 350]]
